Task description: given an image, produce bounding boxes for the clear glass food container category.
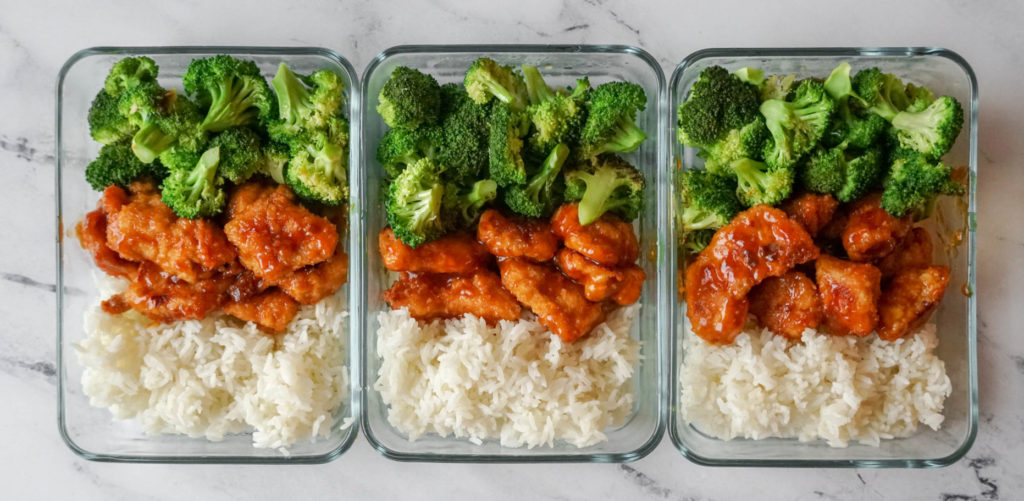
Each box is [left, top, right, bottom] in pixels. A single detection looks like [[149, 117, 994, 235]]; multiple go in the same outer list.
[[668, 48, 978, 467], [56, 47, 361, 463], [357, 45, 668, 462]]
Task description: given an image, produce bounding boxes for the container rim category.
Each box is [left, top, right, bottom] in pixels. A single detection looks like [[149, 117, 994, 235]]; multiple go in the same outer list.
[[55, 45, 361, 464]]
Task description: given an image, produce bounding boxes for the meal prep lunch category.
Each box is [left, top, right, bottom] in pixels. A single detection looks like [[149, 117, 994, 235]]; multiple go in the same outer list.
[[73, 55, 351, 449], [675, 62, 966, 447], [370, 58, 649, 448]]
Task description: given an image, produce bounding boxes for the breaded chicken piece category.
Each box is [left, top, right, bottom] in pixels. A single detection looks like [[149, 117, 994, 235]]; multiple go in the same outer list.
[[781, 192, 839, 237], [77, 208, 138, 278], [224, 184, 338, 284], [477, 209, 559, 262], [878, 265, 950, 341], [278, 246, 349, 305], [103, 184, 236, 283], [551, 204, 639, 267], [685, 205, 820, 344], [101, 261, 237, 323], [815, 255, 882, 336], [842, 193, 912, 262], [554, 248, 645, 304], [383, 270, 521, 324], [379, 228, 491, 274], [498, 258, 607, 343], [877, 227, 933, 279], [748, 272, 822, 339], [222, 288, 301, 333]]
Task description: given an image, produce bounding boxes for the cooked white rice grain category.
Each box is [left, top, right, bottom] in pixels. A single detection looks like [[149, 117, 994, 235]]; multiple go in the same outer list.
[[679, 324, 951, 447], [374, 305, 641, 448]]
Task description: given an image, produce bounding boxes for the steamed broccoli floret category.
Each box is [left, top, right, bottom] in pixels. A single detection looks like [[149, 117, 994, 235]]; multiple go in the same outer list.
[[727, 157, 794, 207], [160, 146, 225, 219], [488, 101, 528, 186], [563, 154, 645, 224], [443, 179, 498, 230], [700, 117, 770, 173], [504, 143, 569, 218], [87, 90, 136, 145], [269, 62, 345, 138], [377, 127, 431, 178], [285, 123, 349, 206], [260, 141, 290, 184], [760, 79, 835, 170], [128, 91, 206, 164], [85, 140, 157, 190], [881, 151, 964, 218], [852, 68, 918, 121], [183, 55, 275, 133], [579, 81, 647, 159], [117, 81, 167, 127], [385, 157, 446, 247], [890, 96, 964, 160], [759, 73, 796, 101], [733, 67, 765, 87], [801, 144, 884, 202], [521, 66, 587, 157], [820, 62, 887, 149], [677, 66, 762, 148], [463, 57, 528, 111], [433, 83, 490, 184], [103, 56, 159, 97], [677, 169, 743, 231], [681, 228, 716, 255], [209, 127, 263, 183], [376, 66, 440, 129]]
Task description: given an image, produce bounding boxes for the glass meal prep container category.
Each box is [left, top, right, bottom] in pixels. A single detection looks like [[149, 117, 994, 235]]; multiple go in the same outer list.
[[356, 45, 669, 462], [667, 47, 978, 467], [56, 47, 361, 463]]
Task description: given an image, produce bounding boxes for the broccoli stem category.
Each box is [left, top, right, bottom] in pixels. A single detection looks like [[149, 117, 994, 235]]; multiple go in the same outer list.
[[131, 121, 177, 163], [185, 147, 220, 204], [577, 167, 620, 225], [272, 62, 312, 124], [525, 143, 569, 198], [601, 116, 647, 154], [522, 65, 555, 105]]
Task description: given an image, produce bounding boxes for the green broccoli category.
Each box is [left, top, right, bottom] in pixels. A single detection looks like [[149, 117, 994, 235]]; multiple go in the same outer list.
[[87, 90, 136, 145], [677, 66, 762, 148], [129, 91, 206, 164], [433, 83, 490, 184], [103, 56, 159, 97], [117, 81, 167, 128], [563, 154, 645, 224], [727, 157, 794, 207], [889, 96, 964, 160], [442, 179, 498, 230], [376, 66, 441, 129], [820, 62, 887, 149], [852, 68, 918, 121], [681, 228, 716, 255], [463, 57, 528, 111], [676, 169, 743, 231], [521, 66, 587, 157], [801, 144, 884, 203], [377, 127, 431, 178], [385, 157, 446, 247], [160, 146, 225, 219], [183, 55, 275, 133], [504, 143, 569, 218], [759, 74, 797, 102], [85, 140, 158, 190], [733, 67, 765, 87], [260, 141, 290, 184], [881, 151, 964, 218], [285, 121, 349, 206], [209, 127, 263, 183], [269, 62, 345, 138], [760, 79, 835, 170], [700, 118, 770, 173], [488, 101, 528, 186], [579, 82, 647, 159]]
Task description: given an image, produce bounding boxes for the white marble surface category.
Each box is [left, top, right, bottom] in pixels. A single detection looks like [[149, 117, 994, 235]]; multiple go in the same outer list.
[[1, 0, 1021, 498]]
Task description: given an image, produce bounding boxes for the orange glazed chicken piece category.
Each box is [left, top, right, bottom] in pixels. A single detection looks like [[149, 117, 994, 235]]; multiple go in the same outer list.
[[877, 227, 933, 279], [554, 249, 645, 305], [102, 262, 237, 323], [815, 255, 882, 336], [379, 228, 491, 274], [781, 192, 839, 237], [76, 209, 138, 279], [477, 209, 559, 262], [103, 184, 236, 283], [551, 204, 638, 267], [222, 288, 301, 333], [748, 272, 822, 339], [278, 247, 349, 305], [842, 193, 912, 262], [498, 258, 607, 343], [224, 184, 338, 284], [878, 265, 950, 341], [383, 270, 521, 323], [685, 205, 819, 344]]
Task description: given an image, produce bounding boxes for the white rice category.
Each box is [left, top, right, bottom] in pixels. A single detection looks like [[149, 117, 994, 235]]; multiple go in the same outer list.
[[75, 273, 348, 449], [374, 305, 641, 448], [679, 323, 951, 447]]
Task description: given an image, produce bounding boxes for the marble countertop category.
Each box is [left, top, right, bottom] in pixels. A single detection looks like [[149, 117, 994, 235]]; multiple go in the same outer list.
[[2, 0, 1022, 499]]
